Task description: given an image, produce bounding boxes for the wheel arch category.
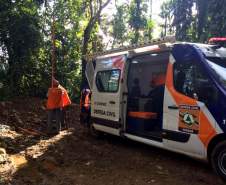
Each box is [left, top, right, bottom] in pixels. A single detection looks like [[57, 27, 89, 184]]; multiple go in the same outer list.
[[207, 133, 226, 161]]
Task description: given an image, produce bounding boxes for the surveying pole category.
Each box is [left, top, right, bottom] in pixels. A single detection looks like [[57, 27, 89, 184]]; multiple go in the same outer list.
[[51, 15, 56, 88]]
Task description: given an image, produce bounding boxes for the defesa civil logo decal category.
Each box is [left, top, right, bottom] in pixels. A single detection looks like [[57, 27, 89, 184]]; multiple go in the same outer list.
[[183, 113, 195, 126], [179, 105, 200, 134]]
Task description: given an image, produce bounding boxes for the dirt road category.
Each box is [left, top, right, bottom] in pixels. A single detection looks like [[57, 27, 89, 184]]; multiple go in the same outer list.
[[0, 98, 224, 185]]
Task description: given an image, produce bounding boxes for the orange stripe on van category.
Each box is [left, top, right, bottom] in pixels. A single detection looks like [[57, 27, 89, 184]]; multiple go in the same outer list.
[[166, 62, 216, 147], [199, 111, 217, 147]]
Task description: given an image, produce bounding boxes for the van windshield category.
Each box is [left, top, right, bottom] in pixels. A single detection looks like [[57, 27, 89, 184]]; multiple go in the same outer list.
[[206, 57, 226, 88]]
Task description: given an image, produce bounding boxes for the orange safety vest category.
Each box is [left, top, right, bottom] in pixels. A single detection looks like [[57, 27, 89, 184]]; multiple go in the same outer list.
[[46, 85, 71, 110], [84, 93, 90, 109], [80, 89, 91, 110]]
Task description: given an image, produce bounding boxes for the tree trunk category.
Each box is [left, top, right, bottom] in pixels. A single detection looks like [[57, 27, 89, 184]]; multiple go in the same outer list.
[[80, 0, 111, 90], [81, 19, 96, 89]]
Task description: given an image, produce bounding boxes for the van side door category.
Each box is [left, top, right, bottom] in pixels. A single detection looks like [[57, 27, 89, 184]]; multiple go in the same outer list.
[[91, 55, 126, 134]]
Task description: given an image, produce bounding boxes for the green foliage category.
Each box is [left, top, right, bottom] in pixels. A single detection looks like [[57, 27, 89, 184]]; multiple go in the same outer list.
[[0, 0, 42, 97], [144, 18, 154, 40], [112, 4, 128, 47], [0, 0, 109, 101], [107, 0, 154, 46], [160, 0, 226, 42], [128, 0, 149, 44], [159, 0, 174, 37], [207, 0, 226, 38], [2, 0, 226, 101], [173, 0, 194, 41], [43, 0, 85, 100], [195, 0, 208, 41]]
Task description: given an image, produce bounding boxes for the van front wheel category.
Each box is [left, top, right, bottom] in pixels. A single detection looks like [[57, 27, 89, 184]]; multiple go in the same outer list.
[[211, 141, 226, 181]]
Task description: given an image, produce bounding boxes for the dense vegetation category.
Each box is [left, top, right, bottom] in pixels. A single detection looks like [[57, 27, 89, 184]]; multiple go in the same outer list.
[[0, 0, 225, 101], [160, 0, 226, 41]]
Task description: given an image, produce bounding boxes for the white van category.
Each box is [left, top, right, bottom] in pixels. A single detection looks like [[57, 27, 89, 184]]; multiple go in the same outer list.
[[83, 37, 226, 181]]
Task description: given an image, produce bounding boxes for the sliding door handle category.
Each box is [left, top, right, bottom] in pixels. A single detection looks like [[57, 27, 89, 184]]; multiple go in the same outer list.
[[168, 105, 178, 110]]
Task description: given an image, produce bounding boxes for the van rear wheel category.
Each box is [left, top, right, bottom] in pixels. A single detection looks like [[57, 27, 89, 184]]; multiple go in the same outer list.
[[211, 141, 226, 181]]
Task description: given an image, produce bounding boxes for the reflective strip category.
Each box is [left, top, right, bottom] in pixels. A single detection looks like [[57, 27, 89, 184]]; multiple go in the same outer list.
[[84, 94, 90, 108]]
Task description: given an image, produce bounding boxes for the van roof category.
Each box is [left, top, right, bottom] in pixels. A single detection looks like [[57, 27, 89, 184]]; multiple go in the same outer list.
[[86, 37, 225, 61], [86, 36, 175, 61], [190, 43, 226, 58]]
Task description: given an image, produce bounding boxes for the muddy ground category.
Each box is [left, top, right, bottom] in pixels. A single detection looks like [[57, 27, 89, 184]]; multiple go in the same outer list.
[[0, 98, 224, 185]]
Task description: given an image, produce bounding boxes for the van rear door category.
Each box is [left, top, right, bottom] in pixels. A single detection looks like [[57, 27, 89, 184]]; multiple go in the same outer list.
[[91, 55, 126, 134]]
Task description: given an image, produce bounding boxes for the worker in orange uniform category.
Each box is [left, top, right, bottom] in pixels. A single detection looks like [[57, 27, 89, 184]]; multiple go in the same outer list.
[[145, 74, 166, 131], [146, 74, 166, 110], [80, 88, 91, 127], [46, 79, 71, 134]]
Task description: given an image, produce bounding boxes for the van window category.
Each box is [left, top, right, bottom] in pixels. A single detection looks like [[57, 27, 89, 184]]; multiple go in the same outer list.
[[96, 69, 120, 93], [173, 61, 217, 104]]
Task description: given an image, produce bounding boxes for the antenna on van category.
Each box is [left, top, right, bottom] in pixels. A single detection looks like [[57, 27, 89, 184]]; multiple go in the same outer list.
[[84, 36, 176, 61]]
